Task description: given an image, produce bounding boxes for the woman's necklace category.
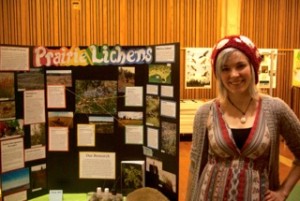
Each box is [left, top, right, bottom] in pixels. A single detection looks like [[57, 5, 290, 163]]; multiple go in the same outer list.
[[227, 97, 253, 124]]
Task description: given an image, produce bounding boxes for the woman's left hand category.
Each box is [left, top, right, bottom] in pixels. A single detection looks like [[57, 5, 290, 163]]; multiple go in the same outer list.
[[264, 189, 287, 201]]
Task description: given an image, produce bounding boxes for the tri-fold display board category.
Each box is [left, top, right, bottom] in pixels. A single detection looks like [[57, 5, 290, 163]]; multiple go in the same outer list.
[[0, 43, 180, 200]]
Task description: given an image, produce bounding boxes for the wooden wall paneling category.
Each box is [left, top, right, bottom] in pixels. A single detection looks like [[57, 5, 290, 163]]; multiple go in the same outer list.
[[82, 0, 87, 45], [186, 0, 192, 46], [107, 0, 111, 44], [101, 0, 108, 44], [0, 0, 2, 43], [163, 0, 168, 43], [105, 0, 117, 45], [51, 0, 58, 45], [152, 0, 158, 44], [105, 0, 114, 45], [89, 0, 95, 43], [142, 0, 148, 44], [29, 0, 36, 45], [239, 0, 300, 112], [140, 0, 145, 44], [43, 0, 48, 45], [119, 0, 128, 45], [286, 0, 300, 48], [275, 50, 293, 105], [7, 0, 14, 44], [195, 0, 201, 45], [14, 0, 20, 44], [289, 1, 296, 46], [156, 0, 163, 44], [41, 0, 46, 44], [126, 0, 132, 44], [11, 0, 15, 44], [45, 0, 52, 45], [146, 0, 151, 44], [47, 0, 53, 45], [38, 0, 44, 45], [166, 0, 174, 43], [157, 0, 162, 44], [174, 0, 180, 43], [2, 0, 10, 44], [148, 0, 154, 44], [64, 0, 71, 46], [57, 0, 63, 45], [189, 0, 195, 47], [164, 0, 169, 43], [58, 0, 64, 45], [115, 0, 120, 45], [71, 0, 79, 45], [296, 0, 300, 45], [179, 0, 185, 99], [292, 87, 300, 119], [28, 0, 33, 45], [43, 0, 50, 45], [84, 0, 89, 45], [96, 0, 103, 44], [134, 0, 139, 44], [98, 0, 105, 44], [179, 0, 219, 100], [63, 0, 70, 45], [182, 1, 191, 98], [278, 0, 286, 48]]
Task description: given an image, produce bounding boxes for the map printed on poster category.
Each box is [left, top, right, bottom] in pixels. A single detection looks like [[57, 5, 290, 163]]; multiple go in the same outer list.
[[185, 48, 212, 88], [292, 49, 300, 87], [258, 49, 278, 89]]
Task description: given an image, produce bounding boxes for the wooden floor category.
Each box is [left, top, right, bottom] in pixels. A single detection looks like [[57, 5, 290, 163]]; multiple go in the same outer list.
[[179, 140, 297, 201]]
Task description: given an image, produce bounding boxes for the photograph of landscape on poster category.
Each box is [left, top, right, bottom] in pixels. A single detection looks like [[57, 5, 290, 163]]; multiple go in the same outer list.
[[0, 72, 14, 100], [118, 66, 135, 93], [148, 64, 172, 84], [75, 80, 117, 115]]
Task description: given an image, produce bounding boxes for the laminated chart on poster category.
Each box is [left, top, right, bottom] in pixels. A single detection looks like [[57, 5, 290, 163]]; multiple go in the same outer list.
[[24, 90, 46, 125], [47, 85, 66, 108], [160, 100, 176, 118], [1, 137, 24, 173], [77, 124, 96, 147], [0, 46, 30, 71], [125, 125, 144, 145], [125, 86, 143, 107], [48, 127, 69, 151], [25, 146, 46, 162], [79, 152, 116, 179], [3, 190, 27, 201], [146, 84, 159, 95], [146, 127, 159, 149], [155, 45, 175, 63], [185, 48, 212, 88], [161, 85, 174, 98], [258, 49, 278, 89], [293, 49, 300, 87]]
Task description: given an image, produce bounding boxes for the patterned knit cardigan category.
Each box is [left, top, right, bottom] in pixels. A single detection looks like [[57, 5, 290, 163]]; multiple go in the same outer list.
[[187, 95, 300, 201]]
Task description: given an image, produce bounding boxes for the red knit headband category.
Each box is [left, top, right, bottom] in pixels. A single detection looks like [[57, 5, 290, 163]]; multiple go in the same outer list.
[[210, 35, 262, 84]]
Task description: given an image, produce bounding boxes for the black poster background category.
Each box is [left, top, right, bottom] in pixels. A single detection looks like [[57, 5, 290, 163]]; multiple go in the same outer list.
[[1, 43, 180, 201]]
